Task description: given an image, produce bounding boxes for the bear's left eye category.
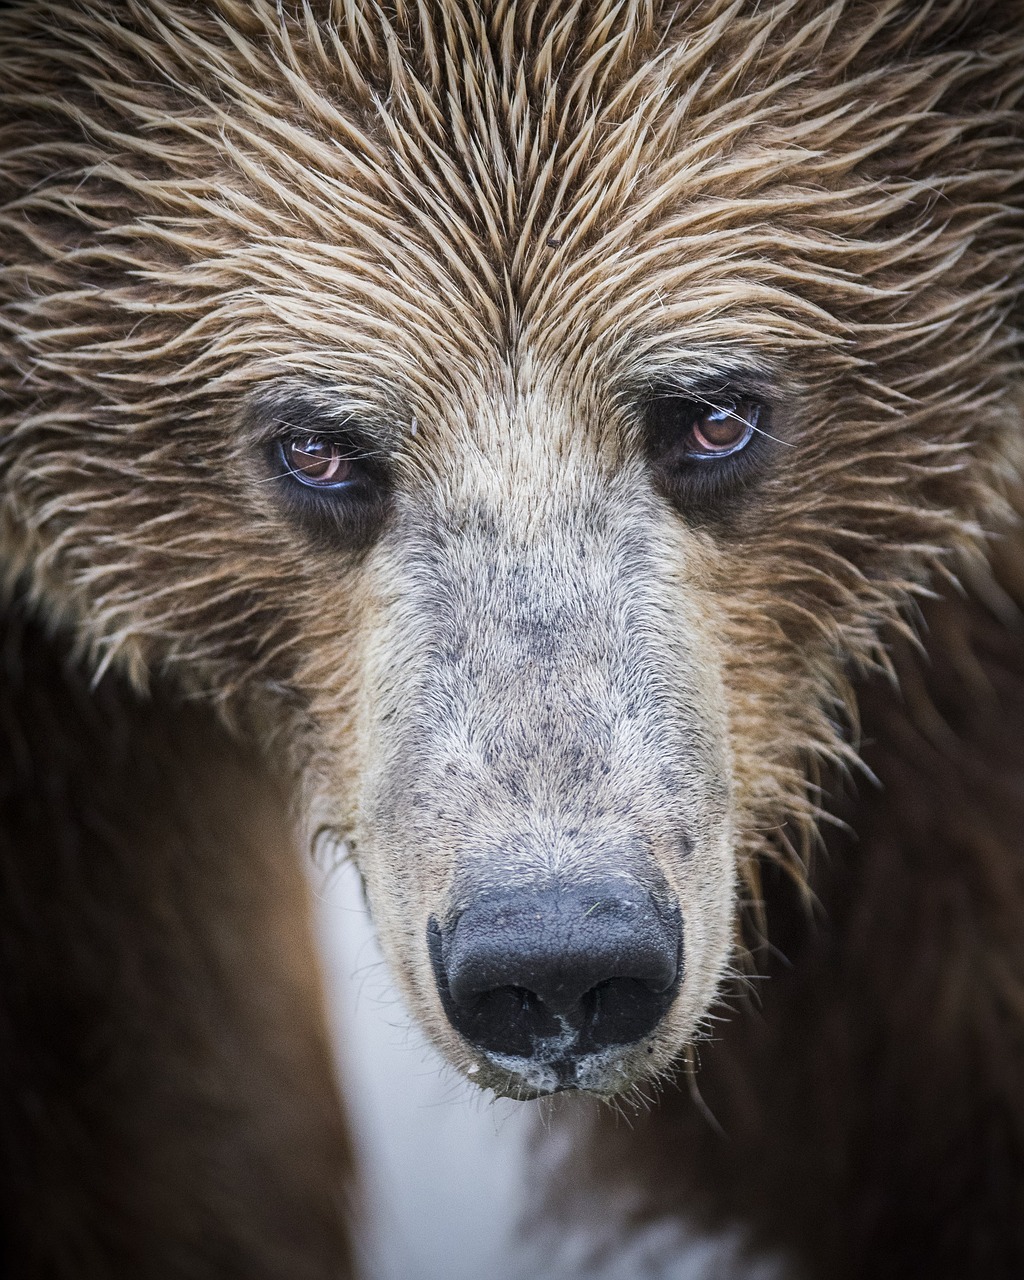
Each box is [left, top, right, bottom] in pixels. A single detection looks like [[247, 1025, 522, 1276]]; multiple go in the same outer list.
[[680, 403, 757, 459], [644, 389, 771, 512]]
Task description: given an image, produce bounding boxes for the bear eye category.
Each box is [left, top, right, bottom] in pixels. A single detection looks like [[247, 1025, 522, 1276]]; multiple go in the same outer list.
[[644, 389, 770, 512], [682, 403, 757, 458], [280, 434, 359, 488], [259, 407, 391, 550]]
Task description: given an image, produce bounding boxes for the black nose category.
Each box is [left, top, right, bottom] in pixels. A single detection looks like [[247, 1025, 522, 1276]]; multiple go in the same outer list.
[[428, 880, 682, 1060]]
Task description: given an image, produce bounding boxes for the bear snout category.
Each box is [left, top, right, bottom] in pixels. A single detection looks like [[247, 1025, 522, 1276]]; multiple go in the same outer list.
[[427, 879, 683, 1089]]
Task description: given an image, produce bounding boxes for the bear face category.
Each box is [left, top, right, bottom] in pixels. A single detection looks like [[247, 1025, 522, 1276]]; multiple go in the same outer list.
[[1, 1, 1021, 1101]]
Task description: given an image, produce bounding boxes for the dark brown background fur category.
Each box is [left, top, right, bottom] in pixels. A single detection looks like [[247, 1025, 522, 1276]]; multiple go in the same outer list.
[[0, 600, 354, 1278]]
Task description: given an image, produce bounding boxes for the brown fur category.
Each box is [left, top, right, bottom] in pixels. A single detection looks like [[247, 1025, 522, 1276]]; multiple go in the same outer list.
[[1, 0, 1023, 1274], [0, 599, 355, 1277]]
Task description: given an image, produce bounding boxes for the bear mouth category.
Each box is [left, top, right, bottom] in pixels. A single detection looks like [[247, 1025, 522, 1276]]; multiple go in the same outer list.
[[475, 1039, 641, 1099]]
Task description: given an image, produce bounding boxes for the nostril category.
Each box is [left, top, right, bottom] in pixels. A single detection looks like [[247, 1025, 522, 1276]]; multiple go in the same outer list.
[[580, 975, 675, 1048], [467, 984, 563, 1056], [428, 879, 683, 1061]]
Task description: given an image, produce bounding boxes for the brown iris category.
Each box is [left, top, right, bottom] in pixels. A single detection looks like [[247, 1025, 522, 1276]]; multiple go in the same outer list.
[[281, 434, 356, 487], [684, 402, 758, 458]]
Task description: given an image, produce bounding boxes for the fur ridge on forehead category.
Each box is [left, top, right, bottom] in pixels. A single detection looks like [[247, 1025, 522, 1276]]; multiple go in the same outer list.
[[2, 2, 1019, 379], [1, 0, 1022, 898]]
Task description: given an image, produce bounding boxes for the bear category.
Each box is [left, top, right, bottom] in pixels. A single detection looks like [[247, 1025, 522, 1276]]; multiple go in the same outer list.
[[0, 1, 1022, 1277]]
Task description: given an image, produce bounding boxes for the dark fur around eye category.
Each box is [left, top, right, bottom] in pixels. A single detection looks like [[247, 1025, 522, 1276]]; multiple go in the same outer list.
[[643, 388, 774, 515], [255, 397, 393, 551]]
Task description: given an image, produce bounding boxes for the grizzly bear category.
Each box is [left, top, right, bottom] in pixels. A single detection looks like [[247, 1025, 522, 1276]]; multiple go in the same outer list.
[[1, 1, 1022, 1277]]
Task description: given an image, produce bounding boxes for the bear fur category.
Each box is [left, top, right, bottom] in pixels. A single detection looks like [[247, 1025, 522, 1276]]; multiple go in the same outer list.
[[1, 2, 1023, 1277]]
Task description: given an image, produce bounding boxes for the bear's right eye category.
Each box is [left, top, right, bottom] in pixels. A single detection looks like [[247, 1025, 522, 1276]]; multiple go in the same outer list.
[[280, 434, 360, 488], [263, 421, 391, 550]]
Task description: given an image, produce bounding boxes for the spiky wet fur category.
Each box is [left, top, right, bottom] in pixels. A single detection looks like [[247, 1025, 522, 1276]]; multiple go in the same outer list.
[[1, 1, 1023, 1276]]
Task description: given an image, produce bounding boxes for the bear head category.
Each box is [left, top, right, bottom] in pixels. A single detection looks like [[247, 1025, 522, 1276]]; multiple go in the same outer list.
[[1, 0, 1021, 1098]]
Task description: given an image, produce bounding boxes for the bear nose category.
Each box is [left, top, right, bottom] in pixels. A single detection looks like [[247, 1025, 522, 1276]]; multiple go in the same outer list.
[[427, 881, 682, 1060]]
